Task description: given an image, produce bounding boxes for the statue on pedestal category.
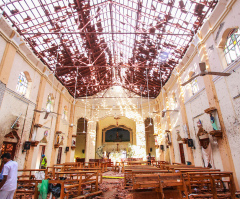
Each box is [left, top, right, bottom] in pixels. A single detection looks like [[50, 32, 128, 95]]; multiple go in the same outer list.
[[210, 113, 218, 130], [177, 131, 182, 142], [197, 120, 214, 168]]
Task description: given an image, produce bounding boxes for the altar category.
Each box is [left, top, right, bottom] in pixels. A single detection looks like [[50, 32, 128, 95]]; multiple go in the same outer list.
[[108, 150, 127, 164]]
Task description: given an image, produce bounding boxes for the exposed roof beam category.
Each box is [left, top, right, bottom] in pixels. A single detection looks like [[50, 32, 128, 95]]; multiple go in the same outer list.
[[77, 96, 155, 99], [65, 84, 162, 88], [21, 32, 193, 35], [56, 65, 173, 69]]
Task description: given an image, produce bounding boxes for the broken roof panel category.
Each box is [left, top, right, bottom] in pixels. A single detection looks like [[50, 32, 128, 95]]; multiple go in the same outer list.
[[0, 0, 218, 98]]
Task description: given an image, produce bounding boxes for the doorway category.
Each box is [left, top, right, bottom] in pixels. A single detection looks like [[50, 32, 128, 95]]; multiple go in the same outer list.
[[57, 147, 62, 164], [75, 118, 87, 160], [0, 142, 17, 171], [179, 143, 185, 164], [37, 145, 46, 169], [0, 142, 17, 158], [144, 118, 156, 158]]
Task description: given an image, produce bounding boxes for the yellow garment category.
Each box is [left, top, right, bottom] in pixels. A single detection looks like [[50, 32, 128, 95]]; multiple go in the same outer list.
[[41, 157, 47, 168]]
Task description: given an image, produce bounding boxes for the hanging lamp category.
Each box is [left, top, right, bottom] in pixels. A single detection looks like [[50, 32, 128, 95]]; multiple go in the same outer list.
[[70, 67, 78, 127], [83, 86, 88, 134], [146, 68, 152, 126]]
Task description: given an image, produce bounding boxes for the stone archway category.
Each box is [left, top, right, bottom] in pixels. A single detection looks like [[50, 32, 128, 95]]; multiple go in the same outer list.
[[144, 117, 156, 158], [75, 118, 88, 161]]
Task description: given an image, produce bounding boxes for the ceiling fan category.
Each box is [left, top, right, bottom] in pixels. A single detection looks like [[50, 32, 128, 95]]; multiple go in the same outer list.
[[181, 62, 231, 86], [153, 108, 179, 117], [34, 109, 60, 119]]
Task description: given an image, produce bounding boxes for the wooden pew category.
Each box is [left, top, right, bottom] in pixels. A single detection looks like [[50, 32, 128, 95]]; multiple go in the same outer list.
[[16, 179, 41, 199], [124, 165, 168, 186], [186, 172, 236, 199], [127, 161, 148, 165], [55, 171, 99, 193], [16, 179, 70, 199], [133, 173, 188, 198], [18, 169, 47, 180], [70, 168, 103, 183]]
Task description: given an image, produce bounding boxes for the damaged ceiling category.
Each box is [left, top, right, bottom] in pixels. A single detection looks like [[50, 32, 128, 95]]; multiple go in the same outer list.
[[0, 0, 217, 98]]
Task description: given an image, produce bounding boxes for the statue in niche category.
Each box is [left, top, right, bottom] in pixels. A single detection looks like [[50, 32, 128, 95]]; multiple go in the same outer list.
[[40, 130, 48, 143], [210, 113, 218, 130], [72, 139, 76, 146], [59, 136, 64, 145], [56, 134, 60, 144], [176, 131, 182, 142], [197, 120, 214, 168]]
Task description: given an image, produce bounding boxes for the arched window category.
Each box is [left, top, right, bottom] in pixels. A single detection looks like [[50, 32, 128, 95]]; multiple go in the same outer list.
[[172, 92, 177, 106], [62, 105, 68, 120], [16, 72, 28, 95], [189, 71, 199, 95], [46, 94, 54, 112], [224, 28, 240, 65]]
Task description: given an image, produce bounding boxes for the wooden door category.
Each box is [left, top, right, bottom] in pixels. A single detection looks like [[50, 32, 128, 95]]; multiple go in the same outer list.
[[0, 142, 17, 171], [179, 143, 185, 164], [57, 147, 62, 164]]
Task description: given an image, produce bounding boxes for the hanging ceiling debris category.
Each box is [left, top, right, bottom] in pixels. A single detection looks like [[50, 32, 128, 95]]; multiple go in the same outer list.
[[0, 0, 217, 98]]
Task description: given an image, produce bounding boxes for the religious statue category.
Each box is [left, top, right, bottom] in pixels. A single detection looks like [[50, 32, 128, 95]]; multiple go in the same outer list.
[[72, 139, 76, 146], [59, 136, 64, 145], [210, 113, 218, 130], [40, 130, 48, 143], [56, 134, 60, 144], [197, 120, 214, 168], [176, 131, 182, 142]]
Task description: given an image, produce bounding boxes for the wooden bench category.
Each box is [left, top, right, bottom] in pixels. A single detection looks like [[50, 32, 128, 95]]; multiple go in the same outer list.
[[70, 168, 103, 183], [124, 165, 170, 186], [186, 172, 236, 199], [127, 161, 149, 165], [16, 179, 70, 199], [133, 173, 188, 198], [18, 169, 47, 180], [55, 171, 99, 193]]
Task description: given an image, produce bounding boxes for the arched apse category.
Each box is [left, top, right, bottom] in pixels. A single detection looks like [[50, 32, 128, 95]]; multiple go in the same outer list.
[[95, 116, 136, 158]]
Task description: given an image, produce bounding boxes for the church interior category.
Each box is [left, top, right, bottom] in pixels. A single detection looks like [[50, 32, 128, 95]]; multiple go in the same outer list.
[[0, 0, 240, 198]]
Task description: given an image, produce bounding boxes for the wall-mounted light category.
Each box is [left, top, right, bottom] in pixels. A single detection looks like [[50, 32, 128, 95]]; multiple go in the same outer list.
[[22, 141, 31, 153], [160, 145, 164, 151], [187, 139, 195, 149]]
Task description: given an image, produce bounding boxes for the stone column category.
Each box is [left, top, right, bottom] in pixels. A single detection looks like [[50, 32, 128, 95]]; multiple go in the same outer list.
[[65, 103, 75, 162], [50, 92, 63, 166], [24, 72, 47, 169], [174, 71, 195, 165], [198, 42, 238, 188], [85, 120, 97, 161], [164, 90, 175, 163]]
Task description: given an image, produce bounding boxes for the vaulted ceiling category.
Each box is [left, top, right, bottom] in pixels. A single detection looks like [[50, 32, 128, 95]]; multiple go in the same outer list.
[[0, 0, 217, 98]]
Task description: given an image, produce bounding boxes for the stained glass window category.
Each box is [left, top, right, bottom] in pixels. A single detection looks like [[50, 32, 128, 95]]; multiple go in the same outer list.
[[16, 72, 28, 95], [224, 29, 240, 65], [62, 105, 68, 120], [191, 78, 199, 95], [46, 94, 53, 112]]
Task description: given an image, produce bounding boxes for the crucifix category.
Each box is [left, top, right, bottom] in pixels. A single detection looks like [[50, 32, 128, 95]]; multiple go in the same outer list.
[[114, 115, 120, 127], [116, 143, 119, 152]]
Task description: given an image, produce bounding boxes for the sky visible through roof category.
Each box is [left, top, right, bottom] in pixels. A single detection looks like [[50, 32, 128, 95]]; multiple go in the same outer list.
[[0, 0, 217, 97]]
